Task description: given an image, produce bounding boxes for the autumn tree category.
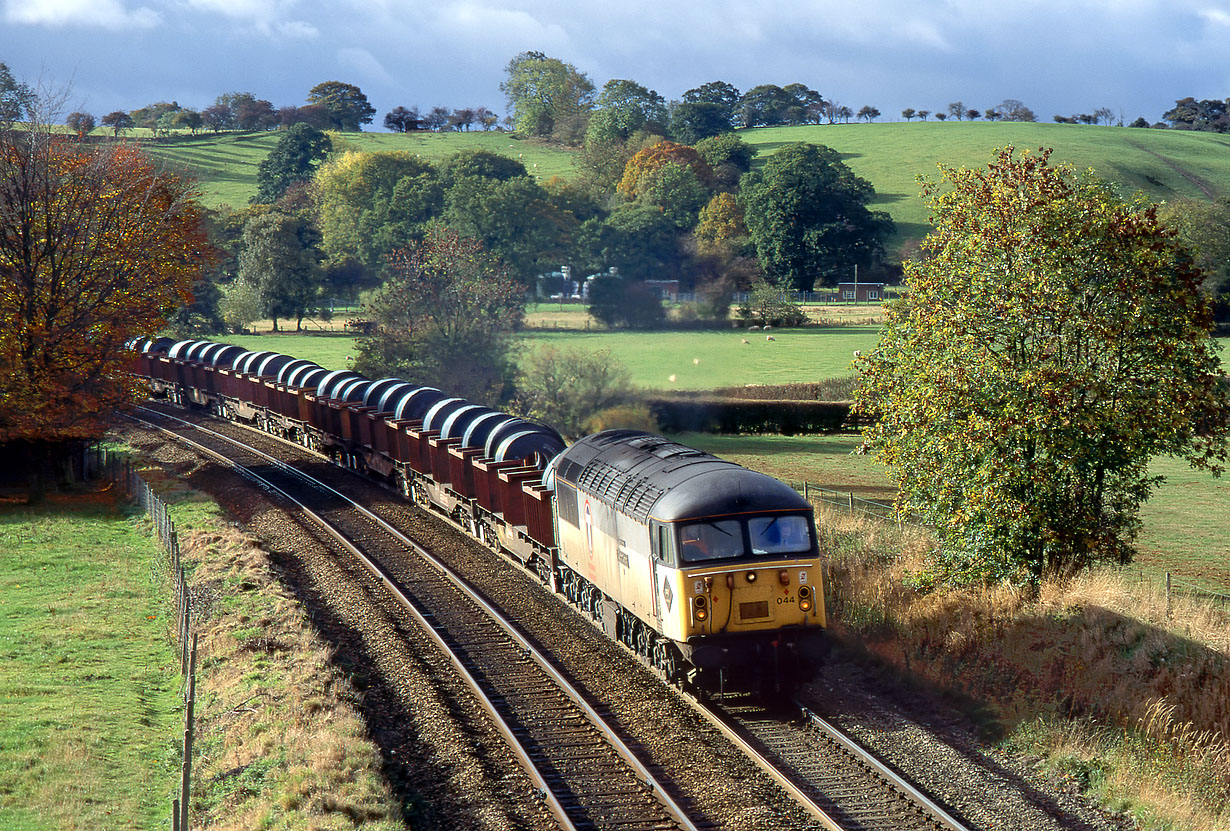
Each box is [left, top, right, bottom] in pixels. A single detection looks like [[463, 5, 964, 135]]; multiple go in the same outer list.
[[65, 111, 95, 138], [355, 227, 525, 405], [855, 147, 1229, 584], [0, 126, 211, 497], [307, 81, 376, 131], [616, 140, 714, 201], [101, 110, 133, 137]]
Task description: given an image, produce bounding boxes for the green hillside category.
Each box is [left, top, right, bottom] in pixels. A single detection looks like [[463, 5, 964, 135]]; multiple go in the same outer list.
[[141, 130, 576, 210], [741, 121, 1230, 254], [145, 123, 1230, 253]]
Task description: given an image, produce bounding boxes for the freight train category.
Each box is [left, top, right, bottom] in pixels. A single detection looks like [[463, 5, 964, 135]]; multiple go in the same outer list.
[[128, 337, 826, 695]]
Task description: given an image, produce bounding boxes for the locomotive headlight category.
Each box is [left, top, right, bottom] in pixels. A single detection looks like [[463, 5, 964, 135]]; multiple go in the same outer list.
[[693, 595, 708, 621], [745, 571, 757, 583], [798, 584, 813, 612]]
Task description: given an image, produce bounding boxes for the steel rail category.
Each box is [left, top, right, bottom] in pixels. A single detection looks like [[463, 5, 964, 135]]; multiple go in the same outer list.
[[129, 407, 701, 831], [797, 704, 971, 831]]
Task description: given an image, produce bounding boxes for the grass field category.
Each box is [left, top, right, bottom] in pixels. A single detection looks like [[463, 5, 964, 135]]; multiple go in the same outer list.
[[137, 122, 1230, 250], [742, 121, 1230, 254], [140, 130, 576, 210], [0, 491, 181, 830]]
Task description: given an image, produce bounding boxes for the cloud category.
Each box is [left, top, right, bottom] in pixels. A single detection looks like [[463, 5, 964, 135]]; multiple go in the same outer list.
[[1199, 7, 1230, 25], [5, 0, 161, 29], [337, 47, 393, 85], [184, 0, 317, 37]]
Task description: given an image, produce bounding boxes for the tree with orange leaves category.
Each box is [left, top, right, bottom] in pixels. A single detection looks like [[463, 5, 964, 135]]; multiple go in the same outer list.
[[615, 140, 714, 201], [0, 121, 212, 498]]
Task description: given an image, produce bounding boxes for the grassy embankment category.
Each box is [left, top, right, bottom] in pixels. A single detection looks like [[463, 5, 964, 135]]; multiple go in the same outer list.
[[0, 469, 405, 829], [818, 508, 1230, 830]]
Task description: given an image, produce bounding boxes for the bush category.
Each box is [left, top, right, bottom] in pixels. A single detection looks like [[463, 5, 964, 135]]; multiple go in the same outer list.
[[646, 395, 856, 434]]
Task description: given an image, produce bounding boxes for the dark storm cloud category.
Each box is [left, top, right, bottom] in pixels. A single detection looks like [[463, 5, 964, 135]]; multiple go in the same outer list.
[[3, 0, 1228, 125]]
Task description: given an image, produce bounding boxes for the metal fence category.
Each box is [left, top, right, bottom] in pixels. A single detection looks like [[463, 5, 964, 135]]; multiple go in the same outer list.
[[85, 447, 198, 831]]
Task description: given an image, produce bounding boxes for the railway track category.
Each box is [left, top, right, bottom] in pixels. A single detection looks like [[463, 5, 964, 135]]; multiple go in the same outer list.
[[130, 404, 980, 831], [130, 407, 701, 831], [697, 697, 970, 831]]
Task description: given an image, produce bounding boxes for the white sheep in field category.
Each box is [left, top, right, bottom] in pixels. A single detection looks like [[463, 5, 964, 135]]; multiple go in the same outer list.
[[741, 338, 749, 344], [853, 350, 862, 357], [748, 325, 761, 331], [766, 335, 775, 342], [763, 324, 772, 331]]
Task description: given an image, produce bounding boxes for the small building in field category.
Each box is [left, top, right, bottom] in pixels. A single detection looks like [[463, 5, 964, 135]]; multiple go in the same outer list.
[[836, 281, 885, 303], [644, 279, 681, 302]]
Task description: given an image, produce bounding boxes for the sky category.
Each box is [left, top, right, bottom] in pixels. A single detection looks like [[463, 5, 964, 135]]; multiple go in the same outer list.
[[3, 0, 1229, 128]]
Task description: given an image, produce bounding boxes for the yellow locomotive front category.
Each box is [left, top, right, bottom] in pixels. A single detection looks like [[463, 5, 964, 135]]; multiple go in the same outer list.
[[550, 430, 825, 695]]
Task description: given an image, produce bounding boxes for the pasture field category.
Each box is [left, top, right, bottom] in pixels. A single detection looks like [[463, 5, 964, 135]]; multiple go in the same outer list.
[[141, 122, 1230, 250], [741, 121, 1230, 253], [0, 492, 181, 830], [220, 325, 1228, 392], [140, 130, 575, 210]]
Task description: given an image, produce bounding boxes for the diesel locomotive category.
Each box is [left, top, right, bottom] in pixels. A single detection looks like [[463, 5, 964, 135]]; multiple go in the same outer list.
[[128, 337, 826, 694]]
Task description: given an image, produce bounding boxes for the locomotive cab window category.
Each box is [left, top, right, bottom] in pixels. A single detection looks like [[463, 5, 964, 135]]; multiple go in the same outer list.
[[679, 520, 744, 562], [652, 522, 677, 565], [749, 515, 812, 555]]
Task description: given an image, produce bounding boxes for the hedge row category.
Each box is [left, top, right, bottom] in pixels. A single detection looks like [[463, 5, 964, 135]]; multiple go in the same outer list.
[[645, 396, 858, 435]]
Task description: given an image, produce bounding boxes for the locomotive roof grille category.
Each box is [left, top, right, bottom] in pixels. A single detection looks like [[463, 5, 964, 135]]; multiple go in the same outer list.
[[558, 429, 811, 523]]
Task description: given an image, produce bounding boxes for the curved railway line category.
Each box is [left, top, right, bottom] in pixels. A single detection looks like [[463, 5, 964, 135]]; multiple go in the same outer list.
[[129, 404, 981, 831]]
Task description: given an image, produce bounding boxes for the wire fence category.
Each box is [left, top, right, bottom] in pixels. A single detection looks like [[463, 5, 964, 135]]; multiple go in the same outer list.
[[790, 481, 924, 527], [1166, 571, 1230, 617], [85, 446, 198, 831]]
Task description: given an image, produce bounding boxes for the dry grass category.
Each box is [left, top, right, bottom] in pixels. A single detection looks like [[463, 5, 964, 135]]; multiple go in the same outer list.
[[170, 518, 403, 830], [817, 507, 1230, 829]]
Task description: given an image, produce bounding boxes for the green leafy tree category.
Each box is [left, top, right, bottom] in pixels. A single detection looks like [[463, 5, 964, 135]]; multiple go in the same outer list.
[[855, 147, 1229, 584], [516, 346, 635, 439], [236, 209, 324, 331], [444, 171, 574, 284], [0, 62, 34, 126], [585, 79, 668, 145], [355, 227, 525, 404], [306, 81, 376, 131], [694, 132, 755, 190], [500, 51, 594, 139], [253, 122, 331, 204], [633, 162, 710, 229], [738, 142, 893, 291], [587, 275, 665, 329], [738, 279, 806, 326], [1159, 197, 1230, 322], [311, 149, 441, 271]]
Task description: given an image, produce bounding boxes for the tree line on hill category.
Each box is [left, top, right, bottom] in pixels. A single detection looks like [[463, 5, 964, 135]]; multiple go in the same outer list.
[[52, 80, 381, 139]]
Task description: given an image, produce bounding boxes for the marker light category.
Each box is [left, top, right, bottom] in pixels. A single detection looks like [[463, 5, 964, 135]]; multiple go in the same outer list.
[[745, 571, 757, 583]]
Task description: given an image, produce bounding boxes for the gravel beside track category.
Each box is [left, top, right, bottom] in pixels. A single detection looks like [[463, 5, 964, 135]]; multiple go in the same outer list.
[[127, 404, 1137, 831]]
